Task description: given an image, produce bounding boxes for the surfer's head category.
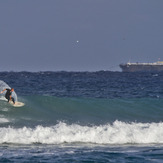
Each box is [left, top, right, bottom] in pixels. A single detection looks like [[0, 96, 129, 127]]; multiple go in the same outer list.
[[11, 88, 14, 92]]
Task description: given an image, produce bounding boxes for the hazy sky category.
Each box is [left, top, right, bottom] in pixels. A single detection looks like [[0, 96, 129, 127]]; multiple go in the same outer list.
[[0, 0, 163, 71]]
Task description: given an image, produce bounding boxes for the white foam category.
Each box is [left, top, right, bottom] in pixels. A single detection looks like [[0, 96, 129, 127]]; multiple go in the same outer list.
[[0, 117, 10, 123], [1, 108, 9, 112], [1, 121, 163, 145], [0, 96, 7, 101]]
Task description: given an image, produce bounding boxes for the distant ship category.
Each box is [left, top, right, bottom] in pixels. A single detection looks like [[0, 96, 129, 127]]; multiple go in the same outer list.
[[119, 61, 163, 72]]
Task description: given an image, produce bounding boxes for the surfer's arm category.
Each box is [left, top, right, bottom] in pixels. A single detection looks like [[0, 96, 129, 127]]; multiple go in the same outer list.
[[0, 89, 6, 94]]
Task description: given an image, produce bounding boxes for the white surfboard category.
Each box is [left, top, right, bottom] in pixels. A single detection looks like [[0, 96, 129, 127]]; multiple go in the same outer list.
[[10, 101, 25, 107]]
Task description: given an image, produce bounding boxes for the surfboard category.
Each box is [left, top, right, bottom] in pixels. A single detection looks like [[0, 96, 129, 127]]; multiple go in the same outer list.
[[10, 101, 25, 107]]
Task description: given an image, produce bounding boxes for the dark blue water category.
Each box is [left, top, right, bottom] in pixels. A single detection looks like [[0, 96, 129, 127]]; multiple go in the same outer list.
[[0, 71, 163, 162]]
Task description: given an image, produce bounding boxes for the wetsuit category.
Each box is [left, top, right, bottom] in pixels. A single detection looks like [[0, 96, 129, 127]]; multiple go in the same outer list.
[[5, 89, 15, 104]]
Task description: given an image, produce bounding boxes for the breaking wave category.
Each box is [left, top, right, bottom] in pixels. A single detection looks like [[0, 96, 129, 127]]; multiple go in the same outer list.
[[0, 121, 163, 145]]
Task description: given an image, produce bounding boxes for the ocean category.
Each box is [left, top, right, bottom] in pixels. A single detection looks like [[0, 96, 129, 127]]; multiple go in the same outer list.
[[0, 71, 163, 162]]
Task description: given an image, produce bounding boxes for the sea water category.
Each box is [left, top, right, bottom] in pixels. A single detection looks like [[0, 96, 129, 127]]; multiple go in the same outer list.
[[0, 71, 163, 162]]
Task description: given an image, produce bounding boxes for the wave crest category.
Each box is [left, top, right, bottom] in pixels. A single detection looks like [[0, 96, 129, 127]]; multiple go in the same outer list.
[[0, 121, 163, 145]]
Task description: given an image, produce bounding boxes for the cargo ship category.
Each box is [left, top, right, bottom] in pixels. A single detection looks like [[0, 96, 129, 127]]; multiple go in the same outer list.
[[119, 61, 163, 72]]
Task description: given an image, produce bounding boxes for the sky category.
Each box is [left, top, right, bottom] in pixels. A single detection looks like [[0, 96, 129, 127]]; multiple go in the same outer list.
[[0, 0, 163, 72]]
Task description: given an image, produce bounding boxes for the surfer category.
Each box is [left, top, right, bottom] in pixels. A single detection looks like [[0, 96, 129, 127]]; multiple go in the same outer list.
[[0, 88, 15, 104]]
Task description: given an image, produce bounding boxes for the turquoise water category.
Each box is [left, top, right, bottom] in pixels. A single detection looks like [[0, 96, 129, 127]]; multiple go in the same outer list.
[[0, 71, 163, 162]]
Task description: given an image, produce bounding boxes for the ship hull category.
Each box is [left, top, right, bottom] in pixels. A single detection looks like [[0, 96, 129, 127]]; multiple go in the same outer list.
[[120, 64, 163, 72]]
